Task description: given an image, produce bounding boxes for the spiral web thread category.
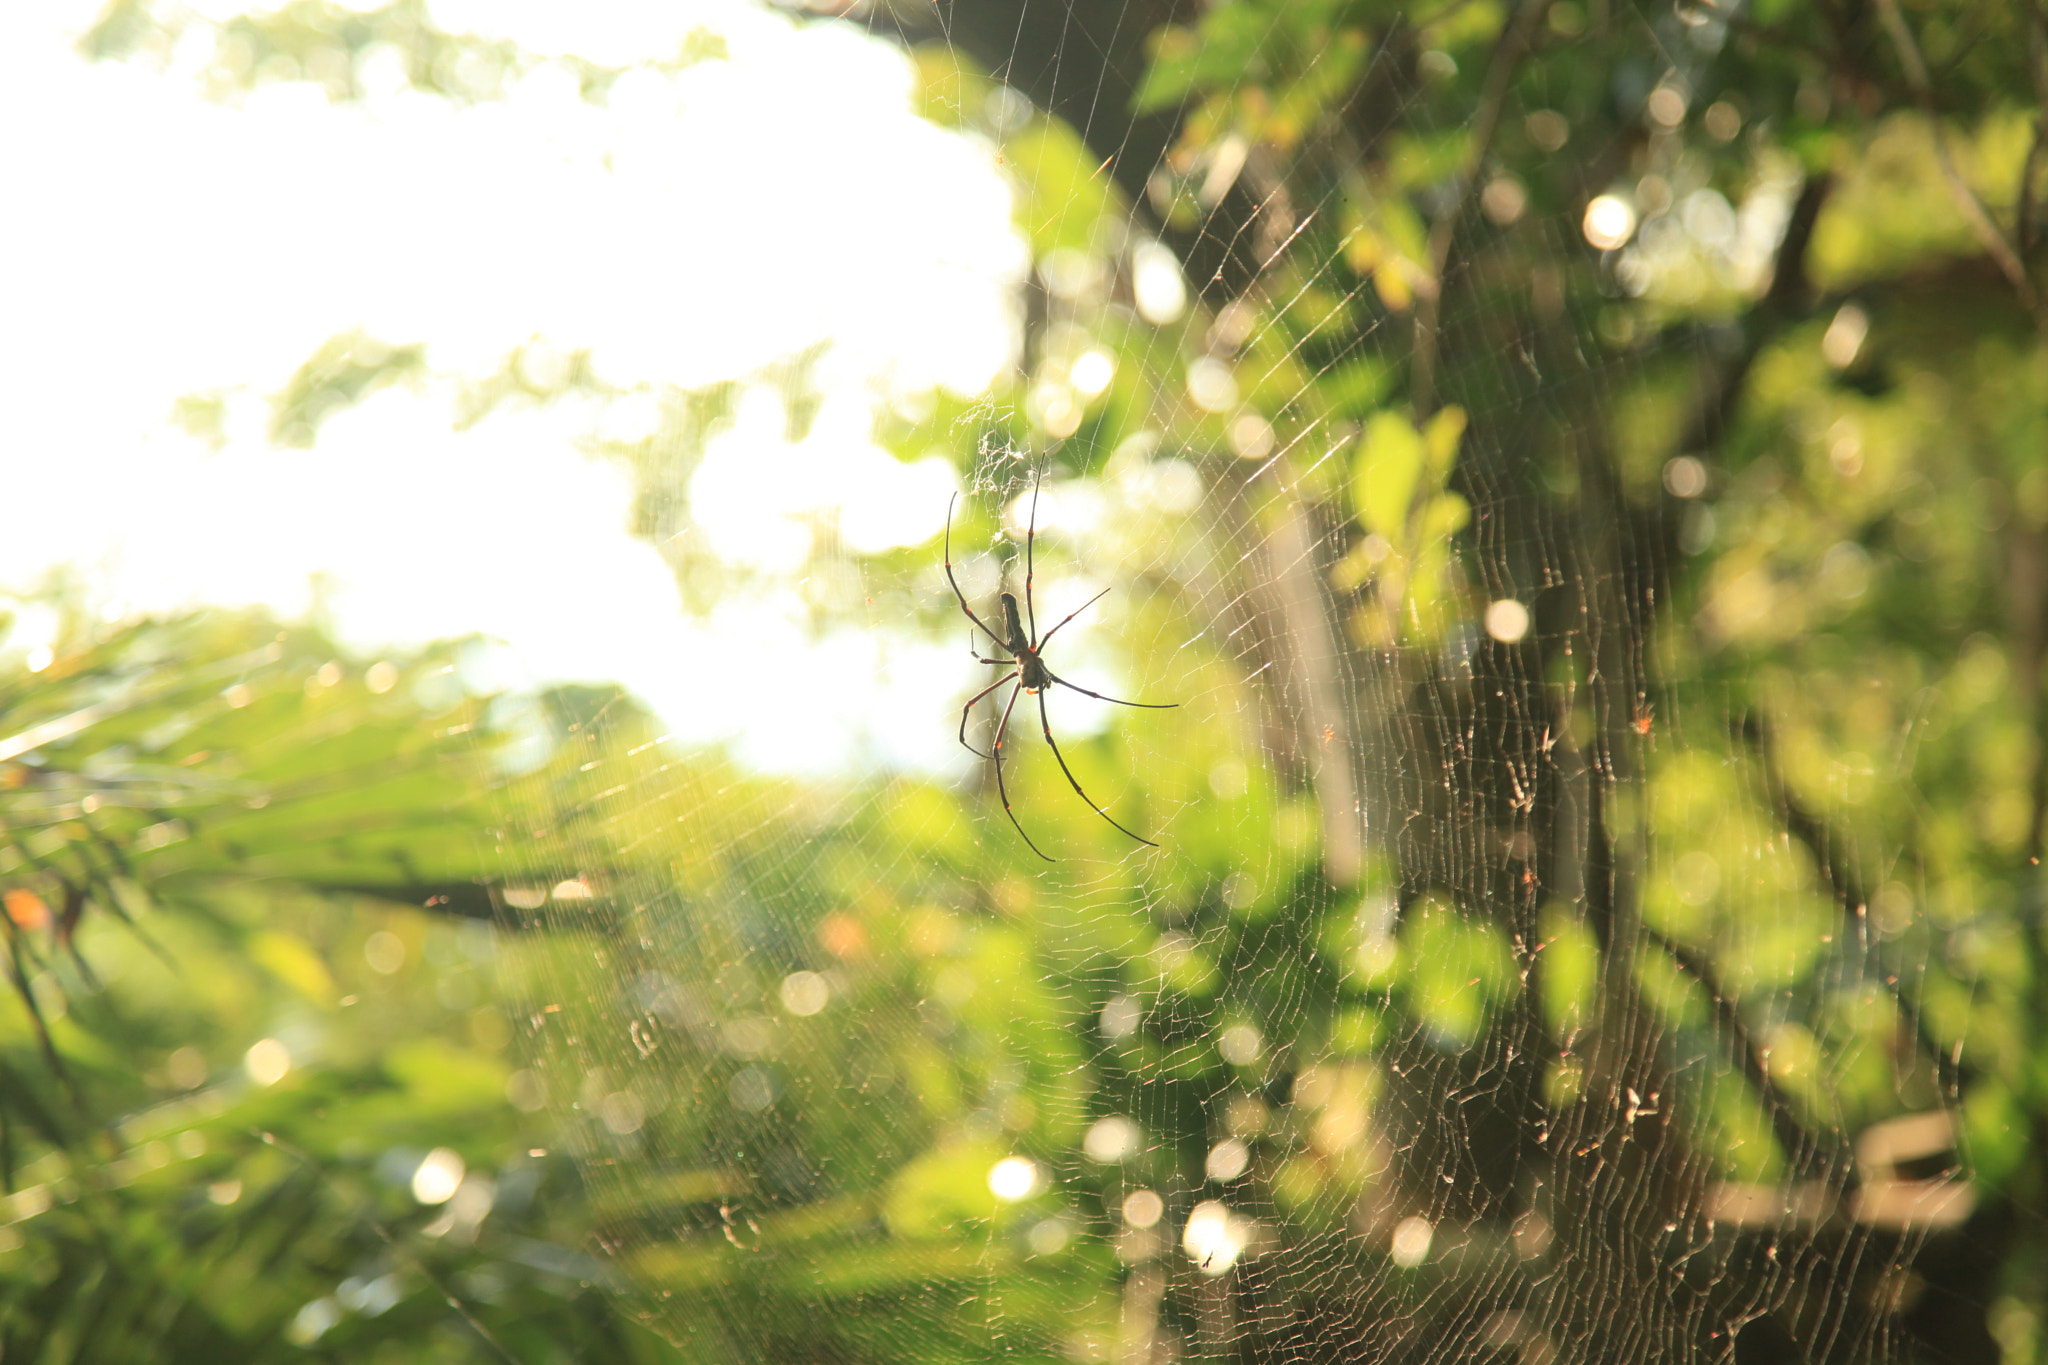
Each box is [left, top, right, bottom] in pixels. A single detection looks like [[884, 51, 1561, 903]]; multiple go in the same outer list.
[[491, 6, 1967, 1362]]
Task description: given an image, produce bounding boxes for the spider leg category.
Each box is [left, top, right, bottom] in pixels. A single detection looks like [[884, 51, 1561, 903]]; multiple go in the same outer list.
[[1022, 462, 1041, 642], [991, 680, 1054, 862], [1034, 586, 1113, 649], [1036, 688, 1159, 848], [945, 494, 1012, 653], [958, 669, 1019, 759], [969, 631, 1013, 666], [1044, 667, 1180, 709]]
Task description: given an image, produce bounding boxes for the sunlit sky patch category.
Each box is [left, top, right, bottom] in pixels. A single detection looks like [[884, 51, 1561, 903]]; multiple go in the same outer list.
[[1, 0, 1037, 777]]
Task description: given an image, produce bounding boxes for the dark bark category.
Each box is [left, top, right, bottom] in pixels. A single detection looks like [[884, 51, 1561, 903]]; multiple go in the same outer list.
[[877, 4, 2023, 1361], [880, 0, 1274, 299]]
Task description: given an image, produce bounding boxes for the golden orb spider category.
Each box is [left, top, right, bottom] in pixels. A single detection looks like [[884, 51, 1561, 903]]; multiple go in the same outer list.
[[944, 468, 1177, 860]]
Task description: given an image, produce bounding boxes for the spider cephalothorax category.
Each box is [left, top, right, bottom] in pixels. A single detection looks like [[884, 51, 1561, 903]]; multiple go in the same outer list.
[[944, 467, 1177, 860], [995, 593, 1050, 691]]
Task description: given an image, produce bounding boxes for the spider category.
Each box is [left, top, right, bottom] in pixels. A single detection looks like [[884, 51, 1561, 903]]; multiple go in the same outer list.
[[945, 468, 1177, 860]]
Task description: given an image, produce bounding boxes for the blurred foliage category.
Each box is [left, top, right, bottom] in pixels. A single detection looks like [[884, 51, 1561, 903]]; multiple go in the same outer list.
[[0, 608, 693, 1361], [51, 0, 2048, 1360]]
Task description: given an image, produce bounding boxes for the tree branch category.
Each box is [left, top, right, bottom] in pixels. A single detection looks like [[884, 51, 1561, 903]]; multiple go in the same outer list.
[[1256, 490, 1365, 886], [1736, 710, 1971, 1100], [1642, 925, 1836, 1173], [1669, 174, 1835, 462], [1573, 720, 1826, 1171]]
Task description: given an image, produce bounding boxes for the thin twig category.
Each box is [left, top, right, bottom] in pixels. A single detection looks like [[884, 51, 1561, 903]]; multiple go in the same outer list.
[[2020, 2, 2048, 252], [1874, 0, 2040, 316], [254, 1130, 527, 1365], [3, 932, 84, 1118], [2010, 528, 2048, 868], [1411, 0, 1548, 415]]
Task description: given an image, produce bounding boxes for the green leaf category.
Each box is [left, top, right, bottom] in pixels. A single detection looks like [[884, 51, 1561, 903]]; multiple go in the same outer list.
[[1400, 897, 1519, 1047], [1537, 903, 1599, 1037], [1311, 356, 1393, 418], [248, 930, 336, 1005], [1418, 491, 1470, 542], [1422, 404, 1466, 478], [1352, 411, 1426, 541], [1269, 27, 1370, 148], [1133, 7, 1277, 113], [1131, 25, 1203, 113], [883, 1139, 1012, 1240]]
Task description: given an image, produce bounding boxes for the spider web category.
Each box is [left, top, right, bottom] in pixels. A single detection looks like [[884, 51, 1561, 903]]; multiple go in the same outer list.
[[477, 4, 1992, 1362]]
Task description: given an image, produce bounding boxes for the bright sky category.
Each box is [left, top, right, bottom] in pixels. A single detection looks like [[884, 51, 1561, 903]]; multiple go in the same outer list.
[[0, 0, 1035, 775]]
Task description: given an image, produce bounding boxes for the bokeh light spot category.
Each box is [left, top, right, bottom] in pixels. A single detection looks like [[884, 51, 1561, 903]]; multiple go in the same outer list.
[[411, 1147, 465, 1205], [1132, 241, 1187, 323], [1182, 1199, 1247, 1274], [779, 970, 830, 1016], [1582, 195, 1637, 250], [988, 1155, 1040, 1201], [364, 930, 406, 974], [244, 1038, 292, 1086], [1123, 1188, 1164, 1228], [1483, 599, 1531, 643], [1218, 1023, 1263, 1066], [1390, 1215, 1433, 1267], [1084, 1115, 1141, 1163]]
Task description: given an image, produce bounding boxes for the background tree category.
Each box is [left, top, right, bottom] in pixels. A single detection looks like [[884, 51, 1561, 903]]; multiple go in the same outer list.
[[28, 0, 2048, 1361]]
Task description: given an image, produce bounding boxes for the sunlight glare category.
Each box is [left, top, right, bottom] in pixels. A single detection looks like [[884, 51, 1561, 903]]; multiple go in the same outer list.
[[0, 4, 1026, 780], [988, 1156, 1041, 1201], [1182, 1200, 1248, 1274]]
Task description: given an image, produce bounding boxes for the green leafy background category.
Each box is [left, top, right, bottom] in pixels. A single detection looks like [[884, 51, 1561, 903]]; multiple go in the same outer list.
[[11, 0, 2048, 1360]]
